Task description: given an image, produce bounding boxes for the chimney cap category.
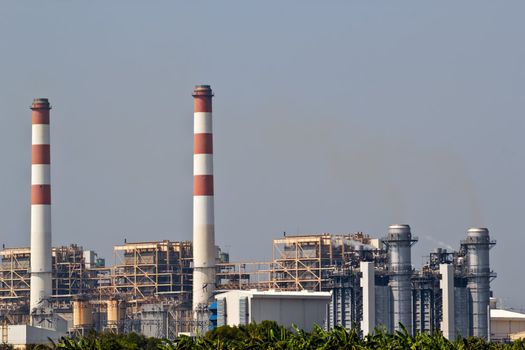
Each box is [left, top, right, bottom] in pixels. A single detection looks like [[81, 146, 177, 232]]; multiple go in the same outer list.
[[192, 85, 213, 97], [31, 98, 51, 110], [467, 227, 489, 238]]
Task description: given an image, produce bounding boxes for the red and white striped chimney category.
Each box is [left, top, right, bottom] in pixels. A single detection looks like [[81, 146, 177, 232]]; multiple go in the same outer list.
[[30, 98, 52, 312], [192, 85, 215, 313]]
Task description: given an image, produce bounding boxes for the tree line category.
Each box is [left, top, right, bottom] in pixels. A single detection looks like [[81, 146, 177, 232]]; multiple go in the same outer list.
[[26, 321, 525, 349]]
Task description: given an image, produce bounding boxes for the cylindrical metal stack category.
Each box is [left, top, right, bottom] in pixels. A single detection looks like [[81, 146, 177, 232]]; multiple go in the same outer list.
[[30, 98, 53, 313], [192, 85, 216, 314], [386, 224, 416, 334], [464, 227, 493, 339]]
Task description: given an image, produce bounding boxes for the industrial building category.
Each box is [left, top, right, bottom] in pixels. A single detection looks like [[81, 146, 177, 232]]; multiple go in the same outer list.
[[0, 90, 499, 346], [214, 290, 331, 331], [0, 228, 497, 341], [490, 299, 525, 342], [263, 226, 497, 339]]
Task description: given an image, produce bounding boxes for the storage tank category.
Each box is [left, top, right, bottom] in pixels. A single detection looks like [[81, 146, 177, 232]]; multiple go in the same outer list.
[[107, 299, 125, 329], [73, 299, 93, 329]]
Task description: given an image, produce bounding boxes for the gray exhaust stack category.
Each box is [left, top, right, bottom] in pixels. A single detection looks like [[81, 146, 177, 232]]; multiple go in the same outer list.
[[385, 224, 417, 334], [462, 227, 495, 339]]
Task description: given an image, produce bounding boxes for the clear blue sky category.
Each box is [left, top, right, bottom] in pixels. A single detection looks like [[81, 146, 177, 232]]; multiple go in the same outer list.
[[1, 1, 524, 308]]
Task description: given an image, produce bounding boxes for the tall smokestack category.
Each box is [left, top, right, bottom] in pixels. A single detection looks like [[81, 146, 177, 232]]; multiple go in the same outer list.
[[30, 98, 53, 313], [192, 85, 215, 316], [463, 227, 495, 339], [385, 224, 417, 335]]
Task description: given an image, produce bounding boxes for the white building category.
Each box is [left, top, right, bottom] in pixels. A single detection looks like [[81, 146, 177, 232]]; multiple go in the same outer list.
[[215, 290, 331, 331], [490, 308, 525, 342], [6, 325, 65, 349]]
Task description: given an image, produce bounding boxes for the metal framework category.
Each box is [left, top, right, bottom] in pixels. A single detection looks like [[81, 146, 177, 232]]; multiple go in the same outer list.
[[412, 248, 464, 335], [327, 268, 362, 330], [0, 235, 383, 307], [54, 245, 92, 296], [103, 241, 193, 302], [0, 245, 95, 305], [270, 233, 379, 291], [216, 262, 271, 291], [412, 271, 441, 334], [0, 248, 31, 302]]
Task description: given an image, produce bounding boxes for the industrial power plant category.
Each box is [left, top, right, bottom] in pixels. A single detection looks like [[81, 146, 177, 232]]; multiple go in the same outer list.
[[0, 87, 502, 346]]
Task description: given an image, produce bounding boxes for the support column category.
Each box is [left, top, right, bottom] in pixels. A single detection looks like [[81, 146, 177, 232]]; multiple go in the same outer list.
[[360, 261, 375, 336], [439, 263, 455, 340]]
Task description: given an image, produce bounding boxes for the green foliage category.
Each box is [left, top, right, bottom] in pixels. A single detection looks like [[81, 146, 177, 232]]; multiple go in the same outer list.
[[40, 323, 525, 350], [36, 332, 165, 350]]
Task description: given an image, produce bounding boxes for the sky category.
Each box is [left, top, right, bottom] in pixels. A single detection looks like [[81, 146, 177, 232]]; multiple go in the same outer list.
[[1, 1, 524, 308]]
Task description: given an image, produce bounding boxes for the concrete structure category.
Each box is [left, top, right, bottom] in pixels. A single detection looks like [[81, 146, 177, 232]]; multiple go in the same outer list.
[[439, 264, 455, 340], [83, 250, 96, 269], [192, 85, 216, 317], [384, 224, 417, 334], [140, 304, 167, 338], [463, 227, 495, 339], [360, 261, 375, 335], [215, 290, 331, 331], [6, 325, 65, 349], [30, 98, 53, 314]]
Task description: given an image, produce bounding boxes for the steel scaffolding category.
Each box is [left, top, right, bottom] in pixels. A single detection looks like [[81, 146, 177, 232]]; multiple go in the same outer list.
[[0, 248, 31, 302], [103, 241, 193, 302], [216, 262, 271, 291], [0, 245, 96, 304], [270, 233, 379, 291]]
